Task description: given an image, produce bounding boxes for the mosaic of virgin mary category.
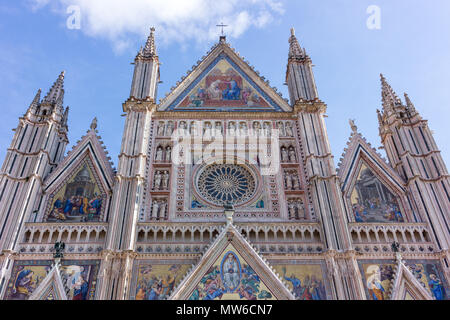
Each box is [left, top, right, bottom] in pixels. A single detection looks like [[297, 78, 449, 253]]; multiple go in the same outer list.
[[178, 59, 270, 109]]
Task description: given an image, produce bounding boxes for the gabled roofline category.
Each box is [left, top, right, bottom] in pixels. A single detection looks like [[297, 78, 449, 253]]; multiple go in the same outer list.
[[158, 40, 291, 112]]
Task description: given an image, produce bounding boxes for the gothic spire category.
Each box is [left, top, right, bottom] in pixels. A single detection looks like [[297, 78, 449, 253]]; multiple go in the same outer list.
[[142, 27, 157, 58], [404, 92, 418, 115], [62, 106, 69, 127], [380, 74, 402, 112], [288, 28, 306, 60], [27, 88, 42, 115], [42, 71, 65, 107]]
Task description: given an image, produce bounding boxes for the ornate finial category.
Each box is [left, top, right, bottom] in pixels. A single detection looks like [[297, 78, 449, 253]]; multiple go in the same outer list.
[[288, 28, 305, 60], [90, 117, 98, 131], [53, 241, 65, 260], [349, 119, 358, 132]]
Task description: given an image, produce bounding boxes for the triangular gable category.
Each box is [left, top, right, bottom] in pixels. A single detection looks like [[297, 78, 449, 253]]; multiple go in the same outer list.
[[389, 255, 433, 300], [41, 124, 115, 222], [159, 41, 291, 112], [338, 130, 405, 192], [170, 221, 295, 300], [338, 129, 409, 223], [29, 262, 68, 300]]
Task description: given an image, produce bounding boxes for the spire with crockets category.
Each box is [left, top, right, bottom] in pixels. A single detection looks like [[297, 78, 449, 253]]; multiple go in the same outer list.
[[285, 28, 318, 104], [380, 73, 403, 113], [129, 27, 160, 102]]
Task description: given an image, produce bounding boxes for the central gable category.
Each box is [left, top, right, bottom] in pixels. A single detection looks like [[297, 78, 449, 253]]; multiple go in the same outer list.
[[159, 42, 291, 112]]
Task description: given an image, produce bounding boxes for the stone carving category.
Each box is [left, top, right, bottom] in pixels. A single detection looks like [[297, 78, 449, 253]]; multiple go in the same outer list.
[[166, 121, 174, 135], [263, 122, 271, 136], [281, 147, 289, 163], [162, 171, 169, 189], [287, 199, 305, 220], [166, 146, 172, 162], [157, 121, 165, 136], [150, 199, 168, 220], [228, 121, 236, 136], [285, 122, 294, 137], [154, 171, 162, 190], [277, 121, 286, 136], [155, 146, 164, 162], [288, 147, 297, 163]]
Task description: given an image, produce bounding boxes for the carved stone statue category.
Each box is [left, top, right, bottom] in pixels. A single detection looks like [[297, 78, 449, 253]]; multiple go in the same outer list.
[[285, 171, 292, 190], [157, 121, 165, 136], [297, 201, 305, 219], [277, 121, 286, 136], [166, 121, 174, 135], [288, 147, 296, 163], [178, 121, 187, 135], [281, 147, 288, 162], [263, 122, 271, 136], [239, 122, 248, 136], [204, 122, 212, 137], [151, 200, 159, 219], [190, 121, 198, 135], [253, 122, 261, 136], [159, 200, 167, 219], [228, 122, 236, 136], [285, 122, 293, 137], [166, 146, 172, 162], [292, 172, 300, 190], [162, 171, 169, 189], [288, 202, 296, 220], [214, 122, 223, 136], [155, 146, 163, 161], [154, 171, 162, 190]]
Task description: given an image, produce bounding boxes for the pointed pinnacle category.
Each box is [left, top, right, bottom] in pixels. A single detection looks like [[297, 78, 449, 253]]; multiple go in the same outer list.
[[404, 93, 416, 111], [43, 71, 65, 105], [62, 106, 69, 126], [380, 73, 402, 109], [143, 27, 157, 57], [31, 88, 42, 106], [288, 27, 305, 60]]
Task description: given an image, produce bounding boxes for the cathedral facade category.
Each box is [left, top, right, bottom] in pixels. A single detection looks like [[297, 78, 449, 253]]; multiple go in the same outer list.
[[0, 28, 448, 300]]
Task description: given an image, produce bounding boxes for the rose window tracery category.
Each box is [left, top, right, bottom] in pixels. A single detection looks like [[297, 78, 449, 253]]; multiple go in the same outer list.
[[196, 164, 257, 206]]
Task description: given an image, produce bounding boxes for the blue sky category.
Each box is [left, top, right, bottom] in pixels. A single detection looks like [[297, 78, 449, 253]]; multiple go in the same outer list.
[[0, 0, 449, 169]]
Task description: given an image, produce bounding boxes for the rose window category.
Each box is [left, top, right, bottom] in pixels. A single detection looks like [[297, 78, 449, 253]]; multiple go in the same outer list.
[[196, 164, 257, 206]]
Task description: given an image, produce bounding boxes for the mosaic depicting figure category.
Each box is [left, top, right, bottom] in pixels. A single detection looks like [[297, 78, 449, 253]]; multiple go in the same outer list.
[[350, 164, 404, 223], [179, 59, 269, 110], [47, 162, 104, 222], [273, 264, 327, 300], [189, 248, 274, 300], [60, 264, 98, 300], [6, 265, 50, 300], [5, 260, 99, 300], [221, 252, 241, 291], [134, 264, 190, 300], [405, 262, 448, 300]]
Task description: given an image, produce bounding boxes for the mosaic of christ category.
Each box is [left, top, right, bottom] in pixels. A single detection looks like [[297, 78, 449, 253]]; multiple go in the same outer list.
[[178, 59, 270, 109]]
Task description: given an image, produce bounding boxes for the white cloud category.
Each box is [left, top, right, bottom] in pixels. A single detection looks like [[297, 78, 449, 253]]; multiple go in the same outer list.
[[30, 0, 284, 52]]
